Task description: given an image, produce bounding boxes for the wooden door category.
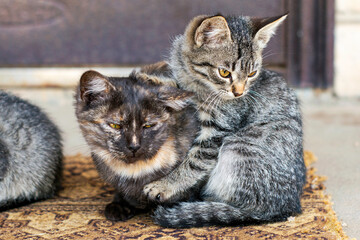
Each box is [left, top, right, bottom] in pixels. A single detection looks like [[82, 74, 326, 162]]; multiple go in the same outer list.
[[0, 0, 334, 88]]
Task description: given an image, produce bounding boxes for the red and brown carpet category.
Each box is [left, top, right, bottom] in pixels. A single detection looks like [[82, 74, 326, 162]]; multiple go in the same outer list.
[[0, 152, 349, 239]]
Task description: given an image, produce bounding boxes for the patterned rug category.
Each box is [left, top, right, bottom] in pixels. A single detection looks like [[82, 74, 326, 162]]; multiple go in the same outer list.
[[0, 152, 348, 239]]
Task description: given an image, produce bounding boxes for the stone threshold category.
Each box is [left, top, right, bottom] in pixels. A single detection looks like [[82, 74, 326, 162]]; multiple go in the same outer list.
[[0, 67, 342, 101]]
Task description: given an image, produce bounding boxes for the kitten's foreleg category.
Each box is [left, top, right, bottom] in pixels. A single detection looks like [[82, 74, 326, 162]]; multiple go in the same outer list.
[[0, 139, 9, 181], [144, 145, 218, 202], [105, 191, 137, 221]]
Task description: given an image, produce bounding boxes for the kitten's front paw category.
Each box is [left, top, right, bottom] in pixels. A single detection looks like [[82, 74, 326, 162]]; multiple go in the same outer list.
[[143, 182, 174, 203], [104, 203, 136, 221]]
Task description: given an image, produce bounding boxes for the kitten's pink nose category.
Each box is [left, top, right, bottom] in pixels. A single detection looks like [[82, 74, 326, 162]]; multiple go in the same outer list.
[[233, 92, 243, 97], [232, 82, 245, 97]]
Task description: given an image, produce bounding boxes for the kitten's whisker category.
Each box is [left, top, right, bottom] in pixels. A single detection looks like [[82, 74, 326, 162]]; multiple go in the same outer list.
[[262, 52, 280, 60], [212, 91, 226, 112], [194, 91, 218, 116], [204, 91, 223, 112], [203, 91, 219, 109], [246, 95, 256, 108], [201, 91, 218, 106], [214, 91, 228, 117], [212, 94, 223, 117], [249, 90, 262, 102], [247, 94, 261, 109], [247, 91, 262, 109], [102, 150, 118, 163], [244, 98, 251, 108], [263, 49, 273, 56], [249, 90, 270, 105], [203, 92, 219, 113]]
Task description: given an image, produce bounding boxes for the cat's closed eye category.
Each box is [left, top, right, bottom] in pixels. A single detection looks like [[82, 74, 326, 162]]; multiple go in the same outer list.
[[109, 123, 122, 129], [143, 123, 156, 129]]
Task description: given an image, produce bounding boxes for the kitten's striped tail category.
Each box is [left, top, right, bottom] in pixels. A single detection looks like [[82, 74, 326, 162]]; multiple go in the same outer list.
[[153, 201, 251, 228], [0, 138, 9, 181], [154, 201, 291, 228]]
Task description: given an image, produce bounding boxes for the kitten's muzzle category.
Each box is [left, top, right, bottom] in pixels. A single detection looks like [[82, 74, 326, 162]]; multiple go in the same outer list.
[[233, 92, 243, 97], [128, 144, 141, 154], [231, 82, 245, 98]]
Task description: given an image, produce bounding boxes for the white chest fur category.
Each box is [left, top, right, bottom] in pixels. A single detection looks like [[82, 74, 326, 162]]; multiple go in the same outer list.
[[204, 146, 238, 202], [98, 137, 178, 179]]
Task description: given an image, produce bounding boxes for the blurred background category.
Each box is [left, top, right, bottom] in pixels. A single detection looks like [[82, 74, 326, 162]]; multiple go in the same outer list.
[[0, 0, 359, 238]]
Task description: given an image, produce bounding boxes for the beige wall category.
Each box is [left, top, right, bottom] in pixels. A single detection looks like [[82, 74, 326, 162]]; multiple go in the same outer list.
[[334, 0, 360, 97]]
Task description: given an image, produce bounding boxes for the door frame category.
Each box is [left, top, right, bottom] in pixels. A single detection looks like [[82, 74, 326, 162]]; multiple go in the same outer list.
[[285, 0, 335, 88]]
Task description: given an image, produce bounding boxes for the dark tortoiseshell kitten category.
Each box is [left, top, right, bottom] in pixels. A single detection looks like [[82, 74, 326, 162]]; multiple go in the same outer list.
[[74, 68, 198, 221]]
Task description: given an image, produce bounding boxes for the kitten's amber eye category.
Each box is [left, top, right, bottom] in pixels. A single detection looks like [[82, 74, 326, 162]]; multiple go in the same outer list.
[[218, 68, 231, 78], [248, 71, 257, 78], [109, 123, 121, 129]]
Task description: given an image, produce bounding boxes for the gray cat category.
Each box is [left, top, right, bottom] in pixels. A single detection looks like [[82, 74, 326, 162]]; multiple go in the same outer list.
[[144, 14, 306, 227], [0, 90, 63, 210]]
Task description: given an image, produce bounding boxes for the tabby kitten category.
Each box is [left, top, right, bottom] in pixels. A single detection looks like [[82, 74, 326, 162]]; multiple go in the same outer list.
[[0, 90, 63, 210], [144, 14, 306, 227], [74, 69, 198, 221]]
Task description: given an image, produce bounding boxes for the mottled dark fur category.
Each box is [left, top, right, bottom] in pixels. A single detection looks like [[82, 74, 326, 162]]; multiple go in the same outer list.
[[0, 90, 63, 211], [74, 69, 198, 221], [143, 14, 306, 228]]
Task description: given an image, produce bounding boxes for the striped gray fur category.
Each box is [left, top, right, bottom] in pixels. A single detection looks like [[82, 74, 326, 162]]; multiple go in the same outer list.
[[143, 14, 306, 228], [0, 90, 63, 210]]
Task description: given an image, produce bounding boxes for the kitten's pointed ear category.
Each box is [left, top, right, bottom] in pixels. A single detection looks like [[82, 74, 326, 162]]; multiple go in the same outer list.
[[193, 15, 232, 48], [157, 87, 194, 111], [78, 70, 115, 103], [252, 14, 287, 49]]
